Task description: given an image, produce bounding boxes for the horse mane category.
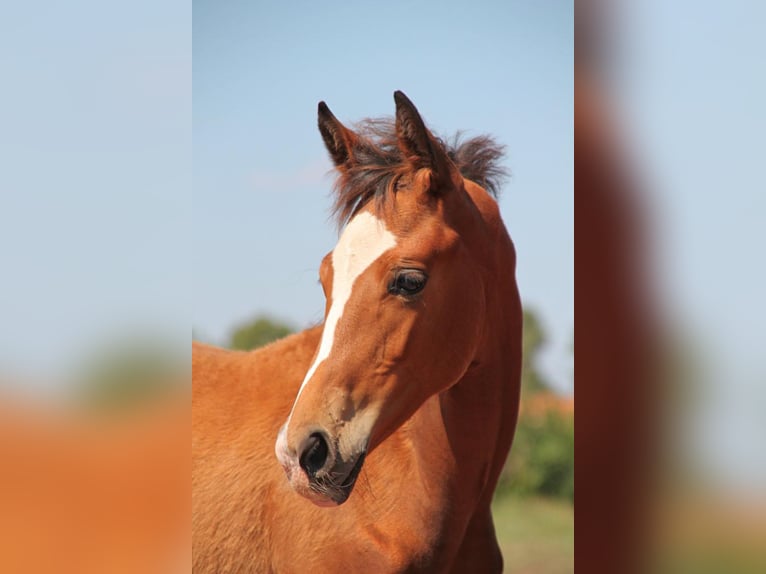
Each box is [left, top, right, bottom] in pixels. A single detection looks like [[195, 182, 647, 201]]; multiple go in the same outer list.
[[331, 118, 508, 225]]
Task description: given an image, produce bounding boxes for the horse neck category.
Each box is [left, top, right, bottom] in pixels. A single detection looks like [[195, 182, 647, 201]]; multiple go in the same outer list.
[[447, 302, 521, 489], [407, 228, 522, 510]]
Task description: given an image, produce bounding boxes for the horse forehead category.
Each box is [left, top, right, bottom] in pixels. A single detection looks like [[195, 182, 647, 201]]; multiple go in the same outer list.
[[331, 211, 398, 278]]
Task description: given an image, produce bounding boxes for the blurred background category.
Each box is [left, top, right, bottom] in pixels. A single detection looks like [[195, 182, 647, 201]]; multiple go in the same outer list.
[[193, 1, 573, 572], [1, 1, 191, 572], [576, 1, 766, 572]]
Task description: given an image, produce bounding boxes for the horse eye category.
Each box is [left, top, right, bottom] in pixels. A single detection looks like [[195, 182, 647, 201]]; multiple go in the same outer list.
[[389, 269, 427, 297]]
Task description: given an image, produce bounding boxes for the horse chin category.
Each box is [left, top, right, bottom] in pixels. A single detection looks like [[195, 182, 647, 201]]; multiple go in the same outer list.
[[292, 482, 350, 507], [293, 449, 367, 507], [303, 490, 343, 507]]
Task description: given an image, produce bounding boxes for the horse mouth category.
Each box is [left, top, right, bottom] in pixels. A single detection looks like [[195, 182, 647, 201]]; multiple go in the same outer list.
[[310, 450, 367, 506], [341, 450, 366, 489]]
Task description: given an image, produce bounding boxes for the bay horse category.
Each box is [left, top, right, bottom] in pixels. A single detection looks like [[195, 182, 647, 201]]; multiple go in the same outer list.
[[193, 91, 522, 573]]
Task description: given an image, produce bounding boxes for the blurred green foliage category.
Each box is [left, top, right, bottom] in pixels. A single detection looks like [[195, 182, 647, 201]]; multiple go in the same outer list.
[[497, 308, 574, 502], [74, 338, 185, 411], [521, 308, 548, 394], [228, 316, 293, 351], [499, 410, 574, 501]]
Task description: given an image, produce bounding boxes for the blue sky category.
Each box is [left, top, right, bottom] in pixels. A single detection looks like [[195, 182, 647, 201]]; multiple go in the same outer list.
[[193, 0, 574, 393], [0, 0, 190, 382]]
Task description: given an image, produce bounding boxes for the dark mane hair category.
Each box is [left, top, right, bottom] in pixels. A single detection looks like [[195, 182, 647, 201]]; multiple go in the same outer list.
[[331, 118, 508, 225]]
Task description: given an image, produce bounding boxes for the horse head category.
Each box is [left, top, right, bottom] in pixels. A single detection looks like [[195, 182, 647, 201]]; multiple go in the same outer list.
[[275, 91, 508, 506]]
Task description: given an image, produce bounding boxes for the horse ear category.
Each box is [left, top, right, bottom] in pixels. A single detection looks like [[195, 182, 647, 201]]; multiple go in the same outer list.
[[393, 91, 454, 187], [318, 101, 358, 169]]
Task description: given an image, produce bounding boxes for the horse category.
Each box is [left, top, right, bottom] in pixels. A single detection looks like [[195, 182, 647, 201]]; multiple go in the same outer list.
[[193, 91, 522, 573]]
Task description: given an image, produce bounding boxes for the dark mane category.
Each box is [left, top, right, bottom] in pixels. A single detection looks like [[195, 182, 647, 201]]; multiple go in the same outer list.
[[331, 117, 508, 225]]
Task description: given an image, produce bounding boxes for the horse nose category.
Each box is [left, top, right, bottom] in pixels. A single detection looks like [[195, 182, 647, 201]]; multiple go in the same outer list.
[[298, 431, 331, 477]]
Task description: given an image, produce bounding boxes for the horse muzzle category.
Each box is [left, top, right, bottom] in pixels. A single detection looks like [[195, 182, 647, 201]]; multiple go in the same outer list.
[[275, 425, 367, 506]]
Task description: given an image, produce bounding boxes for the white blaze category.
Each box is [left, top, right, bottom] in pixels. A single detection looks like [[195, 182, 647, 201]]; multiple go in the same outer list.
[[285, 211, 397, 428]]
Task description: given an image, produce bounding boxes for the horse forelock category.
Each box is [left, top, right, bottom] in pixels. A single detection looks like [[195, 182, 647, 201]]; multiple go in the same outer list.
[[330, 118, 508, 228]]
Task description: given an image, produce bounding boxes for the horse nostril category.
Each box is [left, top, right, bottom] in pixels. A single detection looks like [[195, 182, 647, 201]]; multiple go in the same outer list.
[[299, 432, 329, 477]]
